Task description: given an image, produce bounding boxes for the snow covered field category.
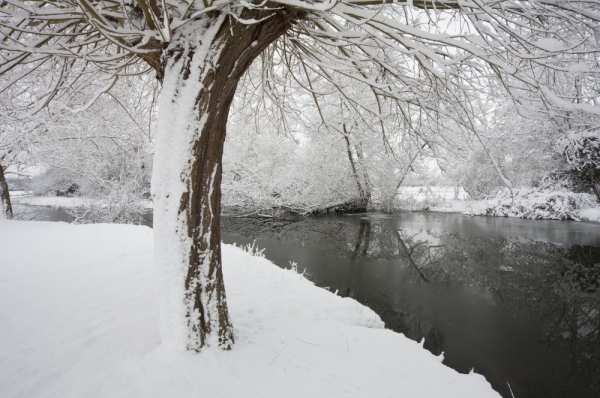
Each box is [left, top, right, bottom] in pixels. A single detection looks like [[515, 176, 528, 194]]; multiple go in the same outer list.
[[6, 191, 32, 197], [15, 195, 92, 208], [14, 195, 154, 210], [0, 220, 499, 398], [398, 186, 470, 202]]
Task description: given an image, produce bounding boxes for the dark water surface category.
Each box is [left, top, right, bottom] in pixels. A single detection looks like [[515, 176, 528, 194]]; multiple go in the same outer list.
[[220, 212, 600, 398]]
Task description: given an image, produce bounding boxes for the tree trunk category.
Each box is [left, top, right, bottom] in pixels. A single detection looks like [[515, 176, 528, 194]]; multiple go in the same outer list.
[[151, 12, 294, 351], [592, 182, 600, 203], [343, 126, 370, 211], [0, 162, 13, 220]]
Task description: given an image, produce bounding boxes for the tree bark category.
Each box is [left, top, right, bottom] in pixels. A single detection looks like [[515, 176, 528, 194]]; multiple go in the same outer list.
[[590, 181, 600, 203], [0, 162, 13, 220], [151, 12, 295, 351], [343, 126, 370, 211]]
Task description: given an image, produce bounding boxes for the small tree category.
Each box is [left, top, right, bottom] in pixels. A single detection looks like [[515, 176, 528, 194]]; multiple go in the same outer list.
[[561, 133, 600, 201]]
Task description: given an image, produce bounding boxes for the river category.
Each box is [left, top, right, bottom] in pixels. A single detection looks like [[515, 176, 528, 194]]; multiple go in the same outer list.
[[14, 202, 600, 398], [220, 212, 600, 398]]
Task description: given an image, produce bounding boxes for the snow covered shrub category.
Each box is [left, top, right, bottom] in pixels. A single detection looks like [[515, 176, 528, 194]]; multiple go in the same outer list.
[[67, 195, 150, 225], [457, 154, 506, 199], [558, 132, 600, 201], [470, 188, 596, 220], [31, 148, 152, 224], [31, 168, 82, 197]]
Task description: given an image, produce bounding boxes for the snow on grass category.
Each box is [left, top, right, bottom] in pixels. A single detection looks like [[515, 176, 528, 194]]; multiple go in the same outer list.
[[425, 188, 600, 223], [14, 196, 154, 212], [429, 198, 477, 214], [395, 186, 472, 211], [15, 195, 92, 208], [465, 189, 596, 220], [579, 207, 600, 223], [398, 186, 470, 202], [0, 220, 499, 398], [7, 190, 32, 197]]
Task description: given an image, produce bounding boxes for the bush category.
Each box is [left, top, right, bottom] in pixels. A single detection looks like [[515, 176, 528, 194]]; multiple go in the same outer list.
[[469, 188, 597, 220], [558, 132, 600, 201]]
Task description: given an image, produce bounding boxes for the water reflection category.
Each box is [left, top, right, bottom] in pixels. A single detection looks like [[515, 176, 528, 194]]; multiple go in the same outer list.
[[221, 214, 600, 398]]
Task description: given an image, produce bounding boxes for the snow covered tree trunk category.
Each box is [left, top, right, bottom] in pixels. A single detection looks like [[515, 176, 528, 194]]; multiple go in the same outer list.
[[0, 162, 13, 220], [344, 130, 370, 211], [151, 13, 292, 351]]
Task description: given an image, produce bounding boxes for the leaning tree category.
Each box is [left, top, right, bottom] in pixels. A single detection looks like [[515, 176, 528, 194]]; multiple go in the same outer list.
[[1, 0, 599, 351]]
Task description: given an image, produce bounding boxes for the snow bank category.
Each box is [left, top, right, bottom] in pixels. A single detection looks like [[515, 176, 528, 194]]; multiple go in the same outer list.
[[429, 198, 476, 214], [7, 190, 31, 197], [430, 188, 600, 223], [0, 220, 499, 398], [465, 189, 596, 220], [398, 186, 470, 202], [15, 196, 153, 210], [579, 207, 600, 223]]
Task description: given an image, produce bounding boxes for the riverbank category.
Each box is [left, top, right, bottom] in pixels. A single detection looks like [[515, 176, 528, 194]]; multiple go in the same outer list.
[[14, 194, 153, 210], [12, 191, 600, 224], [400, 186, 600, 223], [0, 220, 498, 398], [430, 199, 600, 223]]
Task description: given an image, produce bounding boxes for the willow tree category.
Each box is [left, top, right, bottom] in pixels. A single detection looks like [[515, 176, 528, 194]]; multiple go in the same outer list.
[[1, 0, 599, 351]]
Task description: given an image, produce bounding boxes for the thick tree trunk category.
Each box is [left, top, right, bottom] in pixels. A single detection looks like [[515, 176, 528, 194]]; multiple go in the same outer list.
[[0, 162, 13, 219], [151, 12, 293, 351]]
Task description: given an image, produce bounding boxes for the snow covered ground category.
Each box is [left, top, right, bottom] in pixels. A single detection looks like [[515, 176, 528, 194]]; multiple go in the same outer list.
[[12, 194, 154, 211], [15, 195, 92, 208], [398, 186, 470, 202], [7, 190, 32, 197], [0, 220, 499, 398], [430, 197, 600, 222], [399, 186, 600, 223], [579, 207, 600, 223]]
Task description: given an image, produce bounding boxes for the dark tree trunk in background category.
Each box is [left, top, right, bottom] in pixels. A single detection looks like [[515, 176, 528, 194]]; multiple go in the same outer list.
[[0, 162, 13, 219], [592, 182, 600, 202]]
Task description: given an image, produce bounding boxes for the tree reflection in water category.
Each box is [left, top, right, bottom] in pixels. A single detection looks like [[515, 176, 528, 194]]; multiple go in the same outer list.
[[221, 215, 600, 398]]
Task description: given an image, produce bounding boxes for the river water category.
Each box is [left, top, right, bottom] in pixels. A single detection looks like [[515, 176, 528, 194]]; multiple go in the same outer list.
[[16, 202, 600, 398], [220, 212, 600, 398]]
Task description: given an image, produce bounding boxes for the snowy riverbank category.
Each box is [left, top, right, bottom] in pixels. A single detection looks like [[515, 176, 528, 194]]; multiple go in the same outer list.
[[14, 194, 153, 210], [430, 198, 600, 223], [397, 186, 600, 223], [0, 220, 499, 397], [15, 195, 93, 208], [12, 190, 600, 224]]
